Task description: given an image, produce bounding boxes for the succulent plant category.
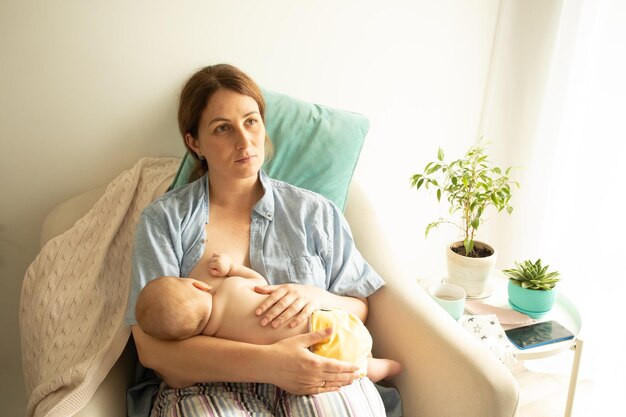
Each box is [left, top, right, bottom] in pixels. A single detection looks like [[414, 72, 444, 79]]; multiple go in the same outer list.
[[503, 259, 560, 290]]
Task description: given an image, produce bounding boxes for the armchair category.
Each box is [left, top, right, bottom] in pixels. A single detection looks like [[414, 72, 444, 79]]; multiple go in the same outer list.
[[37, 178, 519, 417]]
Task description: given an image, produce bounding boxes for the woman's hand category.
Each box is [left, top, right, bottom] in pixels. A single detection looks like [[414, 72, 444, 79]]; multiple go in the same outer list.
[[254, 283, 326, 328], [264, 327, 361, 395]]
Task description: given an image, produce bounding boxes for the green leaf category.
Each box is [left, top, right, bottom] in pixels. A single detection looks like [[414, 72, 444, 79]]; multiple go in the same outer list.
[[463, 239, 474, 256], [544, 271, 560, 280], [427, 164, 442, 175], [437, 148, 445, 161], [410, 174, 421, 188], [425, 220, 443, 238], [436, 188, 442, 202]]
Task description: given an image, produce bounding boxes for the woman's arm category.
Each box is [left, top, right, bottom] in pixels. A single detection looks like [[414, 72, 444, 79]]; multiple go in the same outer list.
[[132, 324, 360, 393]]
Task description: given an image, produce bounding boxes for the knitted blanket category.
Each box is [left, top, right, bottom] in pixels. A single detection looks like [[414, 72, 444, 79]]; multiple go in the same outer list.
[[20, 157, 180, 417]]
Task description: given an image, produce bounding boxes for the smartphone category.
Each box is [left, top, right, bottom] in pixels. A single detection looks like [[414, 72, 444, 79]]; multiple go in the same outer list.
[[505, 320, 575, 350]]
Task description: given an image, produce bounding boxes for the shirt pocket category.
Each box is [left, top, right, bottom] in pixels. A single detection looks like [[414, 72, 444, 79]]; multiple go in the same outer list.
[[287, 255, 326, 287]]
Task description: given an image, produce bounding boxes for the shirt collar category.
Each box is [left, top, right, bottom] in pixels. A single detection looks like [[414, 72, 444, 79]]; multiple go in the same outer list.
[[203, 170, 275, 221], [253, 170, 275, 221]]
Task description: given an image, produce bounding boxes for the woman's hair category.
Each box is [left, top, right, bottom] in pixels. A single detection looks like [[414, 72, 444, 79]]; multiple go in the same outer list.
[[178, 63, 273, 181]]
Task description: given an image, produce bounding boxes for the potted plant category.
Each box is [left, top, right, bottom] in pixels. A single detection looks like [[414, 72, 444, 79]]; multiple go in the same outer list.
[[410, 142, 518, 297], [503, 259, 560, 318]]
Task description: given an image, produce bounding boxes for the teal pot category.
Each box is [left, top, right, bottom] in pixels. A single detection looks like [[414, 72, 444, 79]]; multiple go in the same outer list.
[[507, 280, 557, 319]]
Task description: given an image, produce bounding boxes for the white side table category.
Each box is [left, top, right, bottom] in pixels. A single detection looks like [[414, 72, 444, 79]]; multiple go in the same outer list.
[[469, 274, 583, 417]]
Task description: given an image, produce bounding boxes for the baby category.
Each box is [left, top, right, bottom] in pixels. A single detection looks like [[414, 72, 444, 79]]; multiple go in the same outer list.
[[135, 253, 401, 382]]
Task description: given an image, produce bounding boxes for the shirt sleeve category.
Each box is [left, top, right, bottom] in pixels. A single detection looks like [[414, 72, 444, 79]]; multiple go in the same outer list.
[[324, 202, 385, 298], [124, 207, 182, 325]]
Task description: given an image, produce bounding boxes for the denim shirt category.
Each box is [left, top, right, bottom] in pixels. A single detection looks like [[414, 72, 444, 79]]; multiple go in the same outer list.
[[125, 170, 384, 325]]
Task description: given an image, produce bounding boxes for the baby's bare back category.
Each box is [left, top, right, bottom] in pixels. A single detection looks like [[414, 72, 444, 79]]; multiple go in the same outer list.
[[207, 276, 309, 344]]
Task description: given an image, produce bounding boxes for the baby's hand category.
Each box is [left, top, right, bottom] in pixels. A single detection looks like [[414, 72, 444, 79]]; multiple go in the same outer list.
[[208, 252, 233, 277]]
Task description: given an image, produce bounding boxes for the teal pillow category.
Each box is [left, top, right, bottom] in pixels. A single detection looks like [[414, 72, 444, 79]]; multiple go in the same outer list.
[[170, 89, 369, 211]]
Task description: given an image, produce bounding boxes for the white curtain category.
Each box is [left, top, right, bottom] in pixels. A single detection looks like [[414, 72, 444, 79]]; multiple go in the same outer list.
[[501, 0, 625, 409]]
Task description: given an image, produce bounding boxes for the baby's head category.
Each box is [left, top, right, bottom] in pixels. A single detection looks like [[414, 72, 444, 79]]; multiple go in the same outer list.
[[136, 277, 213, 340]]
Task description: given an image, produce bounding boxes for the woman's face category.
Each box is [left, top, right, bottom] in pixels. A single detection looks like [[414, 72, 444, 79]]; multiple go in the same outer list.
[[186, 88, 265, 182]]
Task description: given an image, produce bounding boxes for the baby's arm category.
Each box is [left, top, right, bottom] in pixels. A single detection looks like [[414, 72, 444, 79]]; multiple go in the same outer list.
[[208, 252, 233, 277], [209, 252, 266, 282]]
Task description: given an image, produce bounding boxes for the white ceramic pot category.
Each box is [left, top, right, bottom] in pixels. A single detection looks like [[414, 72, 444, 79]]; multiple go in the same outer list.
[[446, 240, 496, 298]]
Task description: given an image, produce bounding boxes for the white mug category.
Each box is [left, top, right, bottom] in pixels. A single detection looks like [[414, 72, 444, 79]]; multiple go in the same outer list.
[[429, 282, 466, 320]]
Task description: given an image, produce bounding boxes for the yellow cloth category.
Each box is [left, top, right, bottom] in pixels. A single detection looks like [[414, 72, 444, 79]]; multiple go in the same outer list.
[[309, 309, 372, 376]]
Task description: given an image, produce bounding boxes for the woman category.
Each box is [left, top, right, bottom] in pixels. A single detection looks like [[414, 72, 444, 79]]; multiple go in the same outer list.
[[126, 64, 387, 416]]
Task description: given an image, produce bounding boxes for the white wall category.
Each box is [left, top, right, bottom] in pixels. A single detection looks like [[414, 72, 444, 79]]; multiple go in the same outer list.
[[0, 1, 502, 415]]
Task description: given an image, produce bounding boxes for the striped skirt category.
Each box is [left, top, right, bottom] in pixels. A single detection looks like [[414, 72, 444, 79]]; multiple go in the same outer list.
[[150, 379, 386, 417]]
